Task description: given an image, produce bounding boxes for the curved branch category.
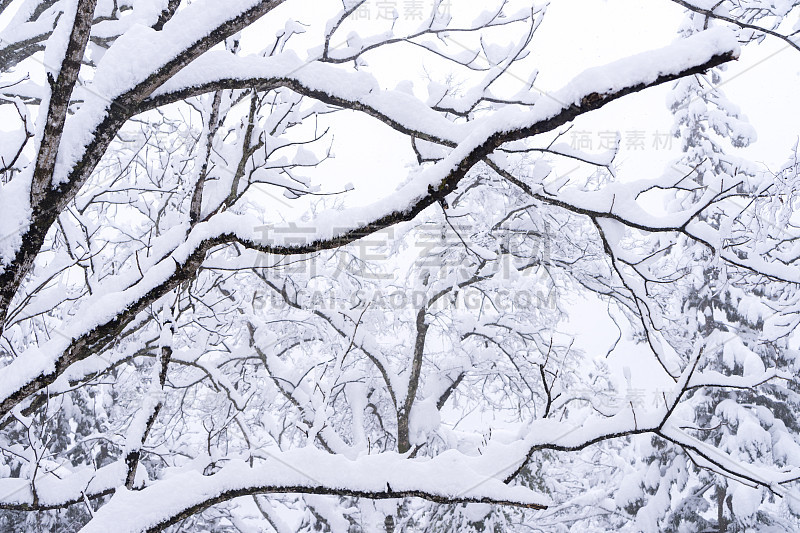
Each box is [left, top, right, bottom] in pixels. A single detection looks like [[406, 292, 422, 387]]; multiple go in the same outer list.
[[668, 0, 800, 53], [0, 29, 739, 423], [77, 454, 549, 533]]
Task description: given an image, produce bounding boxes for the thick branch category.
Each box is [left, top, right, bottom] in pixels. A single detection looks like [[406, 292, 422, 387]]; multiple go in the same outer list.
[[0, 39, 738, 420], [0, 0, 287, 331], [397, 306, 429, 454], [77, 455, 548, 533]]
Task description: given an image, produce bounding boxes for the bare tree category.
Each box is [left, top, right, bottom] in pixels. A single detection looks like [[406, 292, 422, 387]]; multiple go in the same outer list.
[[1, 1, 799, 531]]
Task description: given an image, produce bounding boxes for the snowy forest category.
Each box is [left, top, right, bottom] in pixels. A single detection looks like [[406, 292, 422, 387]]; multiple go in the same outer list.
[[1, 0, 799, 531]]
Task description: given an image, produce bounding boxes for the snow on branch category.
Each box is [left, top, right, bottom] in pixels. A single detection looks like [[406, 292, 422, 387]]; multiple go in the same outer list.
[[77, 451, 549, 533], [0, 27, 742, 422], [0, 460, 126, 511], [144, 28, 740, 249]]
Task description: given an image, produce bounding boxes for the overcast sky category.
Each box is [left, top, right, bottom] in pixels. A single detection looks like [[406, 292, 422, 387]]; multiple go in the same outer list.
[[3, 0, 797, 400], [231, 0, 800, 399]]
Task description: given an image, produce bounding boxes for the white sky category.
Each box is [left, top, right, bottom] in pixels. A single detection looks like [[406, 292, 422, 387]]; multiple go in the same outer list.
[[3, 0, 798, 397], [163, 0, 800, 396], [299, 0, 800, 207], [275, 1, 800, 397]]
